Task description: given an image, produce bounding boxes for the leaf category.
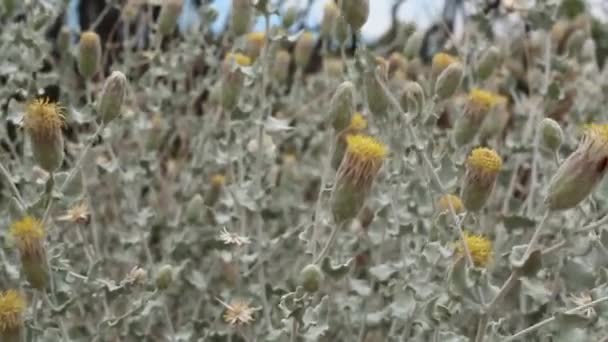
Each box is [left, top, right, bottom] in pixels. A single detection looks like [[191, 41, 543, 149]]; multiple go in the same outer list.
[[390, 287, 417, 320], [349, 278, 372, 296], [509, 245, 542, 276], [369, 263, 397, 282], [501, 215, 537, 230], [321, 257, 352, 280]]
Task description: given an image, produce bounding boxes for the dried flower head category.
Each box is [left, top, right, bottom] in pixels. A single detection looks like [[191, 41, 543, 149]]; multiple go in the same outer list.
[[339, 134, 388, 186], [10, 216, 45, 257], [432, 52, 458, 76], [220, 298, 258, 325], [0, 290, 25, 334], [123, 266, 148, 286], [24, 98, 64, 139], [456, 232, 493, 267], [57, 202, 91, 225], [437, 194, 465, 215], [218, 227, 251, 247]]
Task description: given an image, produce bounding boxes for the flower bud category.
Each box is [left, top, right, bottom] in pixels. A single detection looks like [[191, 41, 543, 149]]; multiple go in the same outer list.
[[545, 124, 608, 211], [479, 95, 509, 142], [282, 6, 297, 28], [432, 52, 458, 78], [221, 53, 252, 111], [462, 148, 502, 212], [157, 0, 183, 36], [155, 264, 174, 290], [329, 81, 355, 132], [387, 52, 408, 80], [10, 217, 48, 290], [78, 31, 101, 79], [245, 32, 265, 60], [404, 31, 423, 59], [24, 99, 64, 172], [272, 49, 291, 83], [98, 71, 128, 124], [294, 32, 316, 69], [230, 0, 252, 37], [339, 0, 369, 32], [332, 135, 387, 223], [299, 264, 324, 293], [0, 290, 25, 342], [321, 1, 340, 38], [540, 118, 563, 152], [56, 26, 71, 55], [365, 58, 389, 117], [566, 29, 586, 58], [476, 46, 501, 81], [334, 15, 350, 46], [186, 194, 204, 222], [399, 81, 425, 115], [206, 173, 226, 206], [434, 63, 463, 100]]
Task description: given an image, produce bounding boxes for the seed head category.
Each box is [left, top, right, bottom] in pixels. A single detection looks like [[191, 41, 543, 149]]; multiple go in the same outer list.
[[0, 290, 25, 335], [221, 299, 258, 326], [456, 232, 493, 267]]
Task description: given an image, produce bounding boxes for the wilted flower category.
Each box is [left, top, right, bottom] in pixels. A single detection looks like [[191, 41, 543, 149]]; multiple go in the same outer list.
[[461, 147, 502, 212], [220, 298, 259, 325], [456, 232, 493, 267], [57, 202, 91, 225], [24, 98, 65, 172], [218, 227, 251, 246], [10, 216, 48, 290], [0, 290, 25, 341]]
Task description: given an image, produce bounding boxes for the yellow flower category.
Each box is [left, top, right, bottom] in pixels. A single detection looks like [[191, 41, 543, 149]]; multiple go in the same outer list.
[[467, 147, 502, 174], [220, 299, 258, 325], [224, 53, 251, 67], [348, 112, 367, 131], [210, 174, 226, 188], [10, 216, 45, 256], [0, 290, 25, 334], [457, 232, 493, 267], [437, 194, 464, 214], [432, 52, 458, 76], [24, 98, 65, 139], [339, 134, 388, 187], [467, 88, 503, 113], [246, 32, 265, 44]]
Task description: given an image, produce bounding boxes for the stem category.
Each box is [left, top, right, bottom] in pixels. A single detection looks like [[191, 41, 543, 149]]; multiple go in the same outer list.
[[0, 161, 26, 210], [290, 318, 298, 342], [475, 314, 488, 342], [504, 295, 608, 342], [163, 302, 176, 342], [314, 221, 345, 265], [310, 139, 336, 260], [523, 211, 551, 257]]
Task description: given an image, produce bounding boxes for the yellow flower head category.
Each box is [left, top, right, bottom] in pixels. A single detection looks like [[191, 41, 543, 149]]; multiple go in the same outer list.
[[340, 135, 388, 187], [80, 31, 100, 48], [246, 32, 265, 45], [456, 232, 493, 267], [467, 147, 502, 175], [437, 194, 464, 214], [224, 53, 252, 67], [24, 98, 65, 139], [10, 216, 45, 257], [468, 88, 503, 113], [432, 52, 458, 75], [211, 174, 226, 188], [0, 290, 25, 333], [348, 112, 367, 131]]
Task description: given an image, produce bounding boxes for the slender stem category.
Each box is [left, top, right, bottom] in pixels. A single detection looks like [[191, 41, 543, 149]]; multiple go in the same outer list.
[[504, 295, 608, 342], [523, 211, 551, 257], [0, 161, 26, 210], [475, 314, 488, 342], [163, 302, 176, 342], [290, 318, 298, 342], [310, 139, 336, 260], [314, 221, 345, 265]]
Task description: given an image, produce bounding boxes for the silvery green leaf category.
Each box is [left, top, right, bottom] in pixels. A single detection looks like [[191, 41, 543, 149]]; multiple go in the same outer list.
[[369, 263, 397, 282], [349, 278, 372, 296], [264, 116, 293, 133], [560, 258, 596, 291], [321, 257, 352, 280], [502, 215, 537, 230], [390, 287, 417, 320], [510, 245, 542, 276]]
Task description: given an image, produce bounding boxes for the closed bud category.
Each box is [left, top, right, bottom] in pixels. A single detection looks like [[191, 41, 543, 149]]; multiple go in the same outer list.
[[399, 81, 425, 115], [365, 58, 389, 117], [324, 57, 344, 78], [272, 49, 291, 82], [340, 0, 369, 32], [476, 46, 501, 81], [434, 63, 463, 100], [56, 26, 71, 55], [479, 96, 509, 142], [155, 264, 174, 290], [404, 31, 423, 59], [462, 148, 502, 211], [294, 32, 316, 69], [387, 52, 408, 80], [299, 264, 324, 292], [283, 6, 297, 28], [78, 31, 101, 79], [545, 124, 608, 211], [566, 29, 586, 58], [329, 81, 355, 132], [432, 52, 458, 78], [186, 194, 204, 222], [334, 15, 350, 46], [321, 1, 340, 38], [230, 0, 252, 37], [99, 71, 128, 124], [157, 0, 183, 36], [24, 99, 64, 172], [540, 118, 563, 152]]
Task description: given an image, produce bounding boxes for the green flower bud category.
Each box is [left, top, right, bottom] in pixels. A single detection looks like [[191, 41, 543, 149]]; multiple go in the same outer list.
[[299, 264, 324, 293], [404, 31, 423, 59], [340, 0, 369, 32], [434, 63, 463, 100], [157, 0, 183, 36], [283, 6, 297, 28], [334, 14, 350, 46], [272, 49, 291, 83], [321, 1, 340, 38], [155, 265, 174, 290], [540, 118, 563, 152], [329, 81, 355, 132], [400, 81, 425, 115], [78, 31, 102, 79], [186, 194, 204, 222], [99, 71, 128, 124], [566, 29, 586, 58], [476, 46, 501, 81], [294, 32, 316, 69], [365, 59, 389, 117], [56, 26, 71, 55], [230, 0, 252, 37]]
